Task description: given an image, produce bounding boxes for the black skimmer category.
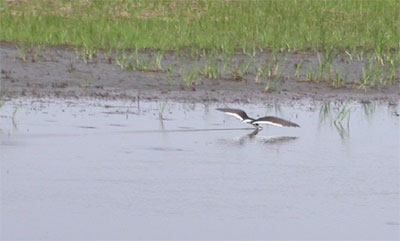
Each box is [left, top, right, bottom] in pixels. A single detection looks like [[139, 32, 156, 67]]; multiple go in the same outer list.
[[217, 108, 300, 129]]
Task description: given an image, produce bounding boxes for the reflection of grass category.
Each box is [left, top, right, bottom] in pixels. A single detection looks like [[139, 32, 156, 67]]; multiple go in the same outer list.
[[334, 122, 350, 140], [362, 102, 376, 119], [334, 104, 351, 124], [334, 105, 351, 140], [0, 98, 18, 130], [319, 103, 331, 124], [264, 104, 283, 117], [158, 100, 168, 126], [319, 102, 352, 140], [12, 106, 18, 128], [320, 103, 351, 125]]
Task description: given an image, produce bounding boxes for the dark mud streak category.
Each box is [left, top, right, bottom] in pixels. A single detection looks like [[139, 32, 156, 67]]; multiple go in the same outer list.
[[1, 44, 399, 104]]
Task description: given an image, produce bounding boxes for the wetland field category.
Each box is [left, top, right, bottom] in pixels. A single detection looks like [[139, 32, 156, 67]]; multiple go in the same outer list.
[[1, 98, 399, 240], [1, 0, 400, 240]]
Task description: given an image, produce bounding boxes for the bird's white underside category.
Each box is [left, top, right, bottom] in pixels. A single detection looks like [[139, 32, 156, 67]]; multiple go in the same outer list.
[[223, 112, 284, 127], [224, 112, 245, 121], [252, 120, 284, 127]]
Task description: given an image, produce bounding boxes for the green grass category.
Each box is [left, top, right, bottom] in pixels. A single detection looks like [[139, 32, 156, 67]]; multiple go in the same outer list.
[[181, 65, 200, 87], [1, 0, 398, 91], [1, 0, 399, 52]]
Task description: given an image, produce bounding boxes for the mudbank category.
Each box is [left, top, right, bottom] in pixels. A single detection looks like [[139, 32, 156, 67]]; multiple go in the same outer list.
[[1, 44, 399, 104]]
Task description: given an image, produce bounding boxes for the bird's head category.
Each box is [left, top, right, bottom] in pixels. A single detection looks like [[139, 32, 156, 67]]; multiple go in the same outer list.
[[252, 123, 263, 130]]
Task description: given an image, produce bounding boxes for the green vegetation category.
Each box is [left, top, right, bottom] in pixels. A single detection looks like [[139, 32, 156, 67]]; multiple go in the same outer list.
[[115, 48, 165, 72], [181, 65, 200, 87], [1, 0, 399, 52], [0, 0, 399, 89]]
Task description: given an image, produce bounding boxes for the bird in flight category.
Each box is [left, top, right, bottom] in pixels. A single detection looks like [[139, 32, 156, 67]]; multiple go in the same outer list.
[[216, 108, 300, 129]]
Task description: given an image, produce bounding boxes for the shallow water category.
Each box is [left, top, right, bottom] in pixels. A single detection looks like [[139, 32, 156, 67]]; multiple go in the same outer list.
[[1, 98, 399, 240]]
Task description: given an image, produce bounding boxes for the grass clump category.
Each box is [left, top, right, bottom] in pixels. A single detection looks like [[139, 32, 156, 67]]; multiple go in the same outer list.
[[201, 54, 219, 79], [181, 65, 200, 87]]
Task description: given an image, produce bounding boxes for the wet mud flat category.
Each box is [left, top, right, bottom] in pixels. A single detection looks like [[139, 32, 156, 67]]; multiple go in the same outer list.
[[1, 44, 399, 104], [1, 97, 399, 240]]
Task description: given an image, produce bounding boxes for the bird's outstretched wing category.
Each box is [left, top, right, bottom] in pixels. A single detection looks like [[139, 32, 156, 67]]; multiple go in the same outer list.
[[252, 116, 300, 127], [216, 108, 251, 121]]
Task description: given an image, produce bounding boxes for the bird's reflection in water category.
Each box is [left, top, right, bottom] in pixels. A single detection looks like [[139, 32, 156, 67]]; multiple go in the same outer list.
[[257, 135, 298, 144], [220, 128, 298, 146], [235, 128, 260, 145]]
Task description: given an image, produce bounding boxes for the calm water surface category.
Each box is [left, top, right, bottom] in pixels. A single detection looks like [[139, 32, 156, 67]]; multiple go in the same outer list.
[[1, 98, 399, 240]]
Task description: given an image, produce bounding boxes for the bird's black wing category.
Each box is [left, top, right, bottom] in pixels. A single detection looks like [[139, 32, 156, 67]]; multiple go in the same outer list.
[[252, 116, 300, 127], [216, 108, 251, 121]]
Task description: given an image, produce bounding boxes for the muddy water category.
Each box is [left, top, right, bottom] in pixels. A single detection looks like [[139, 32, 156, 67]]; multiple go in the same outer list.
[[1, 98, 399, 240]]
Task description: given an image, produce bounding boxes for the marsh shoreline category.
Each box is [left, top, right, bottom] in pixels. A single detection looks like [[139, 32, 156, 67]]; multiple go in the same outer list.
[[1, 45, 399, 104]]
